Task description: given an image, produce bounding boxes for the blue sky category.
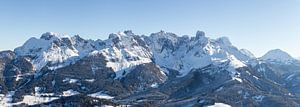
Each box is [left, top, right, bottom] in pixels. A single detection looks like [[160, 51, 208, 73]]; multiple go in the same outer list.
[[0, 0, 299, 57]]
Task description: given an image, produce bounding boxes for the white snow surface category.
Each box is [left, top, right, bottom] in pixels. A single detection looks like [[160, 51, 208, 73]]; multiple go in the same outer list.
[[150, 83, 159, 88], [63, 78, 78, 84], [88, 91, 114, 99], [0, 90, 58, 106], [5, 88, 77, 106], [205, 103, 232, 107], [85, 79, 95, 82], [18, 95, 59, 106], [0, 91, 15, 106], [232, 77, 243, 83], [62, 89, 80, 96]]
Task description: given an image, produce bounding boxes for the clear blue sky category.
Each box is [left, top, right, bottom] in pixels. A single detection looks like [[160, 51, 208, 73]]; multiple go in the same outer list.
[[0, 0, 300, 57]]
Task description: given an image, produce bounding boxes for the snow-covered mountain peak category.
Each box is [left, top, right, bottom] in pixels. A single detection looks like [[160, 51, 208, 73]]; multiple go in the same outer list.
[[109, 30, 136, 38], [100, 30, 249, 77], [72, 35, 85, 41], [15, 32, 82, 56], [123, 30, 135, 36], [216, 36, 232, 46], [40, 32, 70, 40], [14, 32, 98, 71], [144, 31, 251, 76], [40, 32, 57, 40], [108, 30, 137, 44], [107, 31, 144, 49], [261, 49, 295, 64], [149, 31, 179, 47], [191, 31, 208, 44], [150, 30, 178, 39], [196, 30, 205, 38], [108, 33, 119, 40]]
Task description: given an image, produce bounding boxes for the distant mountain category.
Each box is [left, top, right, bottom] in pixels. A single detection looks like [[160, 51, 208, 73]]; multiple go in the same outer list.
[[261, 49, 297, 64], [0, 31, 299, 106]]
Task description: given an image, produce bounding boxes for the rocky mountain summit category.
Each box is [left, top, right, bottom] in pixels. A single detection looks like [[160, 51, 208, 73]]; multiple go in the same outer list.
[[0, 31, 299, 107]]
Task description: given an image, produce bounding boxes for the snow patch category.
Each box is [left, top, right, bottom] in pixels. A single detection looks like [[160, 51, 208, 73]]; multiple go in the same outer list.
[[286, 74, 295, 80], [150, 83, 159, 88], [0, 91, 15, 106], [216, 86, 224, 92], [62, 89, 80, 96], [252, 95, 265, 102], [228, 55, 246, 68], [85, 79, 95, 82], [18, 95, 59, 106], [232, 77, 243, 83], [205, 103, 231, 107], [88, 92, 114, 99], [63, 78, 78, 84], [0, 91, 58, 106], [253, 76, 259, 80]]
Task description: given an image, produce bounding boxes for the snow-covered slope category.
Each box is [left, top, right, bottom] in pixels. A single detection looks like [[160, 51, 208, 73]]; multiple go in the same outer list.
[[261, 49, 296, 64]]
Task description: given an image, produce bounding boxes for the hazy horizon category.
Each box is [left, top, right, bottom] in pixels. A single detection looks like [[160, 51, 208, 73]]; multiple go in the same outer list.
[[0, 0, 299, 57]]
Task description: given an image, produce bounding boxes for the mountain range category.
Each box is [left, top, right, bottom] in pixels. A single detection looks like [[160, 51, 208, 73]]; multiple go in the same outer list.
[[0, 30, 300, 107]]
